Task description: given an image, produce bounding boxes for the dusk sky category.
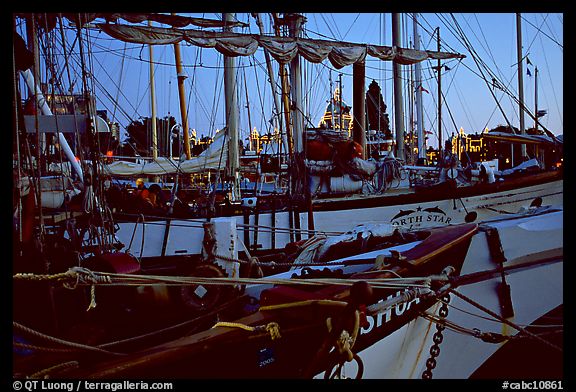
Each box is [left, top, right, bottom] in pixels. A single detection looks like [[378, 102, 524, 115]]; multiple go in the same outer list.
[[16, 13, 563, 148]]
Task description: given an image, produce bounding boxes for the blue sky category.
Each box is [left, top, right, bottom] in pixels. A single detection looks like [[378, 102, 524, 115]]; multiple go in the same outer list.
[[18, 13, 563, 148]]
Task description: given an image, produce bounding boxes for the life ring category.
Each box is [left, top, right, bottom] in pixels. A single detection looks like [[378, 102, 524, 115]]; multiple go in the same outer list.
[[176, 263, 230, 313]]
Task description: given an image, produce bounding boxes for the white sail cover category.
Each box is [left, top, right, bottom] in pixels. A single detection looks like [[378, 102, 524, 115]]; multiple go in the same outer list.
[[102, 130, 228, 176], [17, 13, 248, 30], [98, 24, 464, 68]]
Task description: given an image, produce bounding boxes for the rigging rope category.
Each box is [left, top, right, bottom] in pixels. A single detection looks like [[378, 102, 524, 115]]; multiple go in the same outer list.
[[13, 321, 125, 356], [13, 265, 434, 291], [447, 288, 562, 352]]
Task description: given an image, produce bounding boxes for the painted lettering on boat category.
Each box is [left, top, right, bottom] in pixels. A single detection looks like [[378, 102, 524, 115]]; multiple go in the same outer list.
[[390, 206, 452, 228], [360, 290, 421, 335], [257, 347, 275, 368]]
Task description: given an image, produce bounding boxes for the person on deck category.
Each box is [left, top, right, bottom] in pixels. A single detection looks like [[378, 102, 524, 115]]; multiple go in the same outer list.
[[438, 140, 458, 183], [147, 184, 166, 213], [171, 189, 193, 218]]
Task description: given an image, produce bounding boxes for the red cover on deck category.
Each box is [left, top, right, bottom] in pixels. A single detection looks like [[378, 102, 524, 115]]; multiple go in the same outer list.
[[98, 252, 141, 274]]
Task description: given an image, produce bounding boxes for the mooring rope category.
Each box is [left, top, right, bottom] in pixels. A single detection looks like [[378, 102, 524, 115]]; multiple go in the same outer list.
[[14, 266, 433, 291], [13, 321, 126, 356]]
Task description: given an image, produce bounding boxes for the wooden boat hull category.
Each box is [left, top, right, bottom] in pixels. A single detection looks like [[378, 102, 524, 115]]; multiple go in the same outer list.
[[15, 223, 479, 379]]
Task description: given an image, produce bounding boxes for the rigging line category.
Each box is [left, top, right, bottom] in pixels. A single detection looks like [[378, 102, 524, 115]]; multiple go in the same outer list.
[[516, 14, 550, 74], [85, 46, 141, 123], [468, 14, 511, 97], [319, 13, 340, 42], [521, 14, 563, 49], [539, 14, 562, 50], [449, 21, 516, 108], [449, 14, 513, 132], [43, 27, 75, 207], [450, 66, 476, 131], [61, 37, 143, 124], [187, 49, 214, 133], [481, 72, 519, 131], [40, 31, 67, 98], [439, 297, 564, 329], [185, 43, 200, 140], [538, 33, 563, 130], [439, 61, 466, 136], [13, 39, 24, 246], [303, 65, 327, 126], [330, 13, 343, 42], [447, 289, 562, 352], [13, 321, 126, 357], [342, 13, 361, 41], [415, 14, 494, 85], [252, 55, 272, 135], [416, 13, 461, 57], [205, 54, 222, 137]]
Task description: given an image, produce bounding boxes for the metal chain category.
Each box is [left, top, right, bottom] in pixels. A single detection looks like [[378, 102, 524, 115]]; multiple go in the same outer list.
[[422, 294, 450, 379]]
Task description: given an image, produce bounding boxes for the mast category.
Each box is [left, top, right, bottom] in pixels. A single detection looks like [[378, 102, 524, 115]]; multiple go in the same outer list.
[[409, 56, 415, 165], [253, 13, 287, 155], [223, 13, 241, 201], [392, 13, 405, 161], [352, 60, 366, 159], [26, 14, 46, 176], [534, 66, 539, 130], [329, 73, 335, 128], [338, 73, 343, 132], [148, 21, 158, 161], [172, 14, 191, 160], [413, 13, 425, 162], [243, 70, 253, 151], [287, 13, 306, 154], [436, 27, 442, 160], [516, 13, 527, 160], [272, 13, 294, 157]]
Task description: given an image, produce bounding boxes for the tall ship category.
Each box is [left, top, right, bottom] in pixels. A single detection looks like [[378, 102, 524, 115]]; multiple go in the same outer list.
[[12, 12, 562, 380]]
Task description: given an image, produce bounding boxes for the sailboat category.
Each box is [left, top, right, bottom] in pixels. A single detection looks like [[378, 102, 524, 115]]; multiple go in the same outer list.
[[83, 13, 563, 265], [12, 203, 562, 378], [12, 13, 562, 378]]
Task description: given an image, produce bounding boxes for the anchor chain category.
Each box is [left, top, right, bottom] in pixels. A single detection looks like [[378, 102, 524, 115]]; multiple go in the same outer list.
[[422, 293, 450, 379]]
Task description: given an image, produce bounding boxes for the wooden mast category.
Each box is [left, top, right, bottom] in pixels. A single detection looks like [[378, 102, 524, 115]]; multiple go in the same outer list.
[[223, 13, 241, 201], [516, 13, 527, 160], [436, 27, 442, 160], [392, 13, 405, 161], [352, 61, 366, 159], [172, 14, 191, 160], [253, 13, 287, 157], [148, 21, 158, 161], [413, 13, 425, 162], [287, 13, 305, 154], [272, 13, 294, 158]]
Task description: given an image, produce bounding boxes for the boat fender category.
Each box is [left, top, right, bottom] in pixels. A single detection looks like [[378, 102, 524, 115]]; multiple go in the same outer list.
[[374, 254, 392, 269], [530, 197, 543, 208], [475, 329, 507, 344], [465, 211, 478, 223], [479, 162, 496, 183], [241, 197, 257, 208]]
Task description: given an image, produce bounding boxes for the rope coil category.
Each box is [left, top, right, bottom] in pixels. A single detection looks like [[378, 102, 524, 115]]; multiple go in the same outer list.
[[212, 321, 282, 340]]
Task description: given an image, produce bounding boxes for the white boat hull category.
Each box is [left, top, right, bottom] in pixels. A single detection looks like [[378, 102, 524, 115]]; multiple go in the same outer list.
[[337, 208, 563, 379], [114, 179, 562, 259]]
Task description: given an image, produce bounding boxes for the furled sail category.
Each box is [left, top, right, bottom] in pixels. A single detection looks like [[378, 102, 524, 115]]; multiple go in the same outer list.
[[102, 129, 229, 176], [97, 24, 465, 68], [16, 13, 248, 31]]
